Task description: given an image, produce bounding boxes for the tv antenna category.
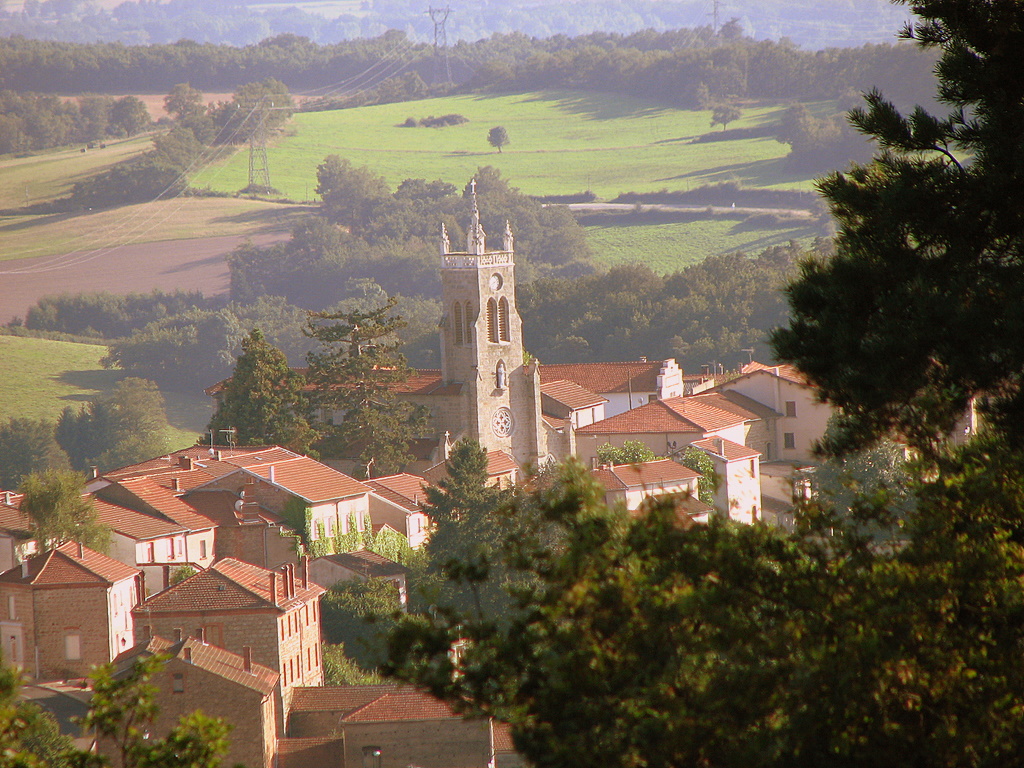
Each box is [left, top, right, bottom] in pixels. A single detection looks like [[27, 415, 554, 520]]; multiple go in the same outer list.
[[710, 0, 722, 33], [248, 98, 273, 193], [428, 6, 452, 85]]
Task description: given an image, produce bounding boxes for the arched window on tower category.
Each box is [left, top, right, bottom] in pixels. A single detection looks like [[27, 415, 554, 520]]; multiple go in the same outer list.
[[487, 298, 498, 343], [453, 302, 464, 346], [498, 297, 510, 342], [464, 303, 473, 345]]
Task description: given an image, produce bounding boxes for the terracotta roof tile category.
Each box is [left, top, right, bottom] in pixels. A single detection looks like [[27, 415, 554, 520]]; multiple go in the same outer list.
[[0, 496, 31, 536], [240, 456, 370, 503], [540, 380, 607, 410], [576, 399, 702, 435], [0, 541, 139, 586], [691, 436, 762, 461], [365, 474, 427, 512], [539, 361, 663, 394], [138, 557, 323, 614], [345, 689, 459, 721], [707, 389, 783, 420], [290, 684, 399, 714], [739, 361, 811, 387], [109, 478, 217, 532], [591, 459, 700, 492], [493, 722, 516, 752], [313, 550, 409, 579], [92, 498, 186, 541]]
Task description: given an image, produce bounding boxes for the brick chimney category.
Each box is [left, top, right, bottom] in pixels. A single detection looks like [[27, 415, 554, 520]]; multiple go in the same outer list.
[[301, 556, 309, 590], [171, 477, 181, 492], [243, 646, 252, 673], [183, 646, 192, 663], [76, 541, 84, 559], [269, 571, 278, 605], [178, 455, 194, 470]]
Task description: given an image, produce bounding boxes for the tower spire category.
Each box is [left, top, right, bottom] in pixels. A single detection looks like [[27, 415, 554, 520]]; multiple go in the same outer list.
[[466, 178, 486, 254]]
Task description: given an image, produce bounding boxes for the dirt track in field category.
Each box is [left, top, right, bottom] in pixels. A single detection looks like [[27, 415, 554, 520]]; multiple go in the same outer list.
[[0, 232, 289, 325]]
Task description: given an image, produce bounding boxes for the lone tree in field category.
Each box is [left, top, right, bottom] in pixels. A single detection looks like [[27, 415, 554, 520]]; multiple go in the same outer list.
[[487, 126, 509, 153], [711, 105, 742, 131]]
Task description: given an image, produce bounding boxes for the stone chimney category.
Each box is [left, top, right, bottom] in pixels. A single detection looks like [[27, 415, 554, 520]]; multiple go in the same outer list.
[[301, 556, 309, 590], [269, 572, 278, 605]]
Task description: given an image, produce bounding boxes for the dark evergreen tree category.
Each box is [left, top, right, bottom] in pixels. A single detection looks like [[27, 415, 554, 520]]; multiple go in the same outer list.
[[0, 418, 70, 491], [207, 328, 315, 454], [304, 296, 428, 476], [772, 0, 1024, 453]]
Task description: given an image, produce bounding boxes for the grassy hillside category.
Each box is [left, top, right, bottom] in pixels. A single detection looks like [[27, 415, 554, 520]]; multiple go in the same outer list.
[[0, 136, 154, 210], [0, 335, 210, 449], [193, 91, 819, 201], [585, 215, 821, 273]]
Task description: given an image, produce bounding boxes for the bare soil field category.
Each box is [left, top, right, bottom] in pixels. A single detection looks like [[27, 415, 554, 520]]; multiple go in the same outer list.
[[0, 232, 289, 324]]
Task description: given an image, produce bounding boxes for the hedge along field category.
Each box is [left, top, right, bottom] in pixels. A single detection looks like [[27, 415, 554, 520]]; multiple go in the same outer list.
[[193, 91, 818, 200], [0, 335, 209, 448], [585, 216, 822, 274]]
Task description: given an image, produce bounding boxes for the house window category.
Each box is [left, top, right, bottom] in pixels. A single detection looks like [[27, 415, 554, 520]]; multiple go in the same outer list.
[[64, 632, 81, 661], [750, 459, 756, 475], [498, 297, 510, 342], [453, 302, 464, 346], [784, 432, 796, 450], [199, 539, 207, 560], [145, 542, 154, 563], [7, 595, 15, 620], [362, 746, 383, 768], [176, 539, 183, 557], [172, 673, 184, 693], [486, 298, 498, 343], [785, 401, 797, 418]]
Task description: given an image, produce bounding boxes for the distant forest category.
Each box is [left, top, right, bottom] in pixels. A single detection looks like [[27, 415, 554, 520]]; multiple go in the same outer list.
[[0, 29, 937, 112], [0, 0, 912, 51]]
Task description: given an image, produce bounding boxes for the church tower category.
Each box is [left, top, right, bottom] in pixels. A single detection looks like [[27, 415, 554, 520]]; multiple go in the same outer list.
[[439, 181, 543, 466]]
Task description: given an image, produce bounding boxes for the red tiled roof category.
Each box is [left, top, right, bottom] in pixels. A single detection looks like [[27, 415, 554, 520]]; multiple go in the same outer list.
[[241, 456, 370, 503], [366, 474, 427, 511], [591, 459, 700, 492], [577, 395, 752, 436], [707, 389, 783, 420], [313, 550, 409, 579], [540, 380, 607, 410], [493, 722, 516, 752], [113, 477, 217, 532], [539, 361, 664, 394], [739, 361, 811, 387], [0, 496, 31, 536], [92, 498, 186, 541], [182, 489, 282, 527], [691, 436, 762, 461], [137, 557, 323, 614], [423, 450, 519, 485], [115, 636, 278, 696], [0, 541, 138, 586], [576, 399, 703, 435], [289, 685, 459, 721]]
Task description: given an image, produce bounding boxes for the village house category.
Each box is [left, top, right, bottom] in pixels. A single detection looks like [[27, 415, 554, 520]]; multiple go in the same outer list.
[[308, 549, 410, 606], [133, 556, 325, 715], [112, 635, 280, 768], [0, 493, 35, 575], [590, 459, 710, 523], [689, 436, 764, 524], [0, 542, 142, 679], [363, 473, 430, 549], [282, 685, 501, 768]]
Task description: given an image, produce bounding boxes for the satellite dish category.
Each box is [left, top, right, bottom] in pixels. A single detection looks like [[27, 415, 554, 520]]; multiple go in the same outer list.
[[234, 500, 244, 511]]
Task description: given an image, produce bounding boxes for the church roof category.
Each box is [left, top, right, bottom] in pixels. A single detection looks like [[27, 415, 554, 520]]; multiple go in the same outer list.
[[539, 360, 665, 394], [541, 380, 607, 410]]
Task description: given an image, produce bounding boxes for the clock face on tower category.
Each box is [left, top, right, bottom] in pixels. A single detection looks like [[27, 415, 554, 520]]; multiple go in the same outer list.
[[489, 273, 503, 291], [491, 407, 514, 437]]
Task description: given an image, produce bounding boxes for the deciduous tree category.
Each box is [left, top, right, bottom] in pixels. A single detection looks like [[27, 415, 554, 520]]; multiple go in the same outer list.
[[0, 417, 70, 490], [487, 125, 509, 153], [711, 104, 741, 130], [18, 469, 108, 551]]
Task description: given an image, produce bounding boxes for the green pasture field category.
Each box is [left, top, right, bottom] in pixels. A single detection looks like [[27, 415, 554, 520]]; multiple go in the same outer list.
[[192, 91, 819, 200], [0, 136, 153, 210], [0, 197, 308, 263], [585, 215, 820, 273], [0, 335, 210, 448]]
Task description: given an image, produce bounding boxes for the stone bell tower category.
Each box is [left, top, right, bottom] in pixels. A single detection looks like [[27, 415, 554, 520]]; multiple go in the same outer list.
[[439, 181, 543, 466]]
